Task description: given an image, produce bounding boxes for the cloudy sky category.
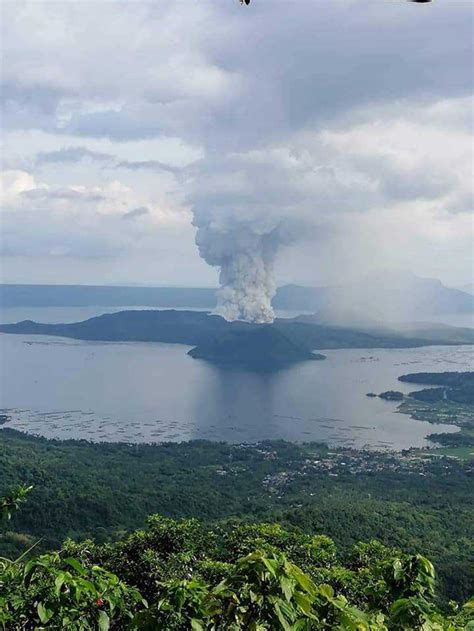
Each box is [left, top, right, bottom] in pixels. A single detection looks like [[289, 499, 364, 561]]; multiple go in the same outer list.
[[1, 0, 472, 288]]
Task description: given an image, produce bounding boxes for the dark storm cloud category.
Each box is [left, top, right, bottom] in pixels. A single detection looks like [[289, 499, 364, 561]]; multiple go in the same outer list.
[[93, 2, 470, 148], [2, 2, 471, 149]]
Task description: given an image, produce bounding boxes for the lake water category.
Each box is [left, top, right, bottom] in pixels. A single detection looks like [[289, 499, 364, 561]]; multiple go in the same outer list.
[[1, 306, 472, 449]]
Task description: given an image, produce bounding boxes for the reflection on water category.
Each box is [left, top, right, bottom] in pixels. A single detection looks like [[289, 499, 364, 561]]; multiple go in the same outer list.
[[1, 326, 472, 449]]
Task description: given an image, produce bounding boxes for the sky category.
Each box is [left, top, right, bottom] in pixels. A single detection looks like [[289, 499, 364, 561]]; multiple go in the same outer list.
[[0, 0, 473, 289]]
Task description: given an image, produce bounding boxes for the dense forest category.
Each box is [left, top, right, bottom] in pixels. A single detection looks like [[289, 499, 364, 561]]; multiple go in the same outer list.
[[1, 487, 473, 629], [1, 430, 472, 608]]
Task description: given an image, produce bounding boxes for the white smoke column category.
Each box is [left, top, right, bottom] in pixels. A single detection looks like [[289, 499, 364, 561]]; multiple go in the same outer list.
[[218, 250, 275, 323], [194, 218, 281, 323]]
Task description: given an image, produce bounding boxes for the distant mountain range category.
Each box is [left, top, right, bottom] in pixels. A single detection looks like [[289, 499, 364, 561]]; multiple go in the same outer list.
[[1, 309, 473, 367], [273, 271, 474, 320], [1, 272, 472, 320]]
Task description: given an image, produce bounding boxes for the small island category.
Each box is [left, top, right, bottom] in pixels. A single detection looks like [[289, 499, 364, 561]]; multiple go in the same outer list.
[[378, 390, 404, 401], [188, 325, 325, 365], [365, 391, 404, 400]]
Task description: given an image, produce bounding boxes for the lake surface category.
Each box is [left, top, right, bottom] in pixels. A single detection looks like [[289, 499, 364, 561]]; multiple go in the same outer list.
[[1, 305, 472, 449]]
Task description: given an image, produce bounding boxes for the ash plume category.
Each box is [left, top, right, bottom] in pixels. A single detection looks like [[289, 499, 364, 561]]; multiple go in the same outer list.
[[188, 152, 320, 324], [194, 219, 282, 323]]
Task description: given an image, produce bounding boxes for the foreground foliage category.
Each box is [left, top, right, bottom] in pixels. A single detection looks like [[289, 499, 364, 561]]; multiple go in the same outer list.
[[1, 507, 473, 630]]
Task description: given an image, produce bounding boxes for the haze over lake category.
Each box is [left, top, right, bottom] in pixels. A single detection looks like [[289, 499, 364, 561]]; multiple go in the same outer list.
[[1, 306, 471, 450]]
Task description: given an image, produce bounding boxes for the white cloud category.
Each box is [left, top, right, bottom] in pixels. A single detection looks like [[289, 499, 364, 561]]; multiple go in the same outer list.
[[0, 0, 472, 286], [0, 170, 43, 204], [0, 167, 191, 267]]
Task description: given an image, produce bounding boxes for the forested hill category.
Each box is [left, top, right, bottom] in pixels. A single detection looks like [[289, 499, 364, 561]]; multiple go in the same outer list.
[[1, 309, 473, 366], [0, 310, 232, 346]]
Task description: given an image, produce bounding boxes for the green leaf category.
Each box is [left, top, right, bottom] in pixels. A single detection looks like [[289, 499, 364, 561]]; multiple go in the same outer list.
[[78, 578, 97, 594], [390, 597, 412, 621], [37, 602, 54, 624], [290, 566, 316, 596], [23, 559, 37, 585], [98, 610, 110, 631], [55, 573, 65, 597], [279, 576, 294, 601], [294, 591, 313, 615], [262, 557, 278, 578], [274, 602, 292, 631], [318, 584, 334, 600], [393, 559, 404, 581], [64, 557, 86, 574], [191, 619, 204, 631], [278, 599, 297, 620]]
